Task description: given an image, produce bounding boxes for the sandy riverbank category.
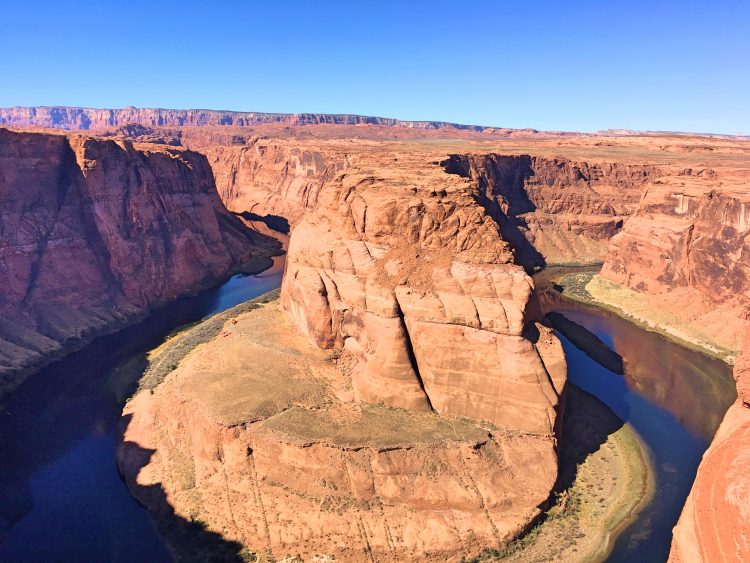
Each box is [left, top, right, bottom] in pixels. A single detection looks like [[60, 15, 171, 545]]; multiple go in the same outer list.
[[537, 268, 738, 364], [477, 385, 654, 563]]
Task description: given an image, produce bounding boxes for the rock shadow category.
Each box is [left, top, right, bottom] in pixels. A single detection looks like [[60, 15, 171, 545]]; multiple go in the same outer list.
[[238, 211, 291, 235], [439, 154, 546, 270], [118, 414, 250, 563], [554, 384, 625, 493], [546, 312, 624, 374]]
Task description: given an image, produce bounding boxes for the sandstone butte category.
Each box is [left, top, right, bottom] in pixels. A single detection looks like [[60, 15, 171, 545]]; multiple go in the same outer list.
[[2, 109, 750, 561], [0, 128, 280, 397]]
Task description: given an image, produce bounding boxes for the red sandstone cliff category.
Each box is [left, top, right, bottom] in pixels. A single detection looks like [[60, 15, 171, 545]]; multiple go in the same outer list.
[[600, 174, 750, 352], [441, 154, 660, 266], [0, 128, 279, 395], [118, 141, 567, 561], [205, 140, 347, 225]]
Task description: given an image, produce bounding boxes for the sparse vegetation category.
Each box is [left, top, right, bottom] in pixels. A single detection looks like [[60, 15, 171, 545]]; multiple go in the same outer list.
[[133, 289, 281, 395]]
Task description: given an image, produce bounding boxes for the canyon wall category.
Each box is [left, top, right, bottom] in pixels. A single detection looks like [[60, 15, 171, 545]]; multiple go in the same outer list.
[[441, 154, 659, 266], [204, 140, 347, 225], [0, 106, 506, 132], [119, 143, 568, 561], [279, 154, 567, 432], [0, 128, 278, 395], [600, 174, 750, 352], [669, 328, 750, 562]]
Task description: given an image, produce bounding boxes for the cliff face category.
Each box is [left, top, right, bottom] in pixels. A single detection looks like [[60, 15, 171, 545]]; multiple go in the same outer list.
[[0, 128, 279, 395], [441, 154, 660, 266], [205, 140, 347, 225], [669, 328, 750, 562], [0, 106, 502, 132], [119, 302, 561, 562], [118, 143, 567, 561], [600, 174, 750, 352], [279, 152, 566, 433]]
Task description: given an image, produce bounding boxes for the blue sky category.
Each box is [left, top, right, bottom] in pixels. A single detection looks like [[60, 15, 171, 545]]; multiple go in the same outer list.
[[1, 0, 748, 133]]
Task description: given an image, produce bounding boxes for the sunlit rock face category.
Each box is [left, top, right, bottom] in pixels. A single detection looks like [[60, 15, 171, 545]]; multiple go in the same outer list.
[[601, 175, 750, 352], [0, 128, 278, 395]]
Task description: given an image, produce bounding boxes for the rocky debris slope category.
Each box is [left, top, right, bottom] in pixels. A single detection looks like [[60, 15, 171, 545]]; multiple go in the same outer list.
[[670, 328, 750, 562], [600, 173, 750, 352], [0, 128, 279, 396], [120, 301, 562, 562]]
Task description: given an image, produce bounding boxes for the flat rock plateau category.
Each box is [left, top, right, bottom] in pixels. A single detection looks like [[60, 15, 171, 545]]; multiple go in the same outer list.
[[2, 107, 749, 561]]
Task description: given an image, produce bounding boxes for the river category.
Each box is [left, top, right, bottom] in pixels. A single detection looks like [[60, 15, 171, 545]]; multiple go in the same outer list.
[[0, 259, 736, 562], [0, 255, 285, 562], [539, 287, 736, 562]]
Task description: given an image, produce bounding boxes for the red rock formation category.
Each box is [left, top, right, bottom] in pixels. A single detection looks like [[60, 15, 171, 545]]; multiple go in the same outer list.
[[279, 157, 566, 432], [118, 143, 567, 561], [0, 105, 515, 132], [670, 328, 750, 562], [119, 302, 563, 562], [601, 174, 750, 351], [205, 140, 347, 225], [0, 128, 279, 395], [441, 154, 659, 266]]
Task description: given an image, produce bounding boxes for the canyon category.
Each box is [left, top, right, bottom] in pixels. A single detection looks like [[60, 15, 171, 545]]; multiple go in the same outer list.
[[0, 128, 280, 397], [669, 327, 750, 562], [1, 108, 749, 561]]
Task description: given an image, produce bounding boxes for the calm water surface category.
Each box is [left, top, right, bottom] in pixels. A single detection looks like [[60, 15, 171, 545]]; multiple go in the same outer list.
[[0, 255, 285, 562], [540, 290, 736, 562]]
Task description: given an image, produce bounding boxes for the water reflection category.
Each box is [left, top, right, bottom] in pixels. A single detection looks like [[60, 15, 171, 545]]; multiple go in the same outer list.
[[539, 290, 735, 562]]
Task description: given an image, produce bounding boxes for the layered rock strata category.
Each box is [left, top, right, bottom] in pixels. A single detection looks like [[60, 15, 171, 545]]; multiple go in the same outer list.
[[440, 154, 660, 266], [670, 328, 750, 562], [0, 128, 278, 395], [120, 301, 563, 561], [279, 155, 567, 433], [120, 147, 568, 560], [205, 140, 348, 226], [600, 174, 750, 352], [0, 106, 521, 133]]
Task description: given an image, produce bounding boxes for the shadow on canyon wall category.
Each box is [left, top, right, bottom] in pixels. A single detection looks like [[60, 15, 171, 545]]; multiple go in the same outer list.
[[118, 415, 250, 563], [439, 154, 547, 270]]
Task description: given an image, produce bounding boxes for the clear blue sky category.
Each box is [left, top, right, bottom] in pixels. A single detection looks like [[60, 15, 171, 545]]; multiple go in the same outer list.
[[1, 0, 748, 134]]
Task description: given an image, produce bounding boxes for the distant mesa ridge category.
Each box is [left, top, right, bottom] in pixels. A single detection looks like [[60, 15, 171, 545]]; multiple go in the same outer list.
[[0, 105, 513, 132]]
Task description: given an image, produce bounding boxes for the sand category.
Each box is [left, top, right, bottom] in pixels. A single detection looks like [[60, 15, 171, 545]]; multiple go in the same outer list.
[[473, 385, 653, 563]]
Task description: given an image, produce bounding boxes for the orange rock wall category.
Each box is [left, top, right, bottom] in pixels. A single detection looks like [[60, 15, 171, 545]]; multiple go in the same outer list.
[[0, 128, 277, 394]]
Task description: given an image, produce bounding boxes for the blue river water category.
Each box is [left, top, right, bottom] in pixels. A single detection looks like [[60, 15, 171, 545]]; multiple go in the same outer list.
[[0, 256, 285, 562], [542, 296, 736, 562]]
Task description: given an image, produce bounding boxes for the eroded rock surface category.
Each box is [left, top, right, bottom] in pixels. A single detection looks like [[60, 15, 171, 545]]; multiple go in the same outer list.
[[601, 175, 750, 352], [120, 302, 560, 562], [441, 154, 659, 266], [0, 128, 279, 395], [279, 151, 566, 436]]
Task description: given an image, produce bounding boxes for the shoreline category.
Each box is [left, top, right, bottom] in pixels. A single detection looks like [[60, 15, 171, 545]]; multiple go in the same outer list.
[[482, 385, 654, 563], [0, 251, 281, 402], [536, 267, 738, 365]]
